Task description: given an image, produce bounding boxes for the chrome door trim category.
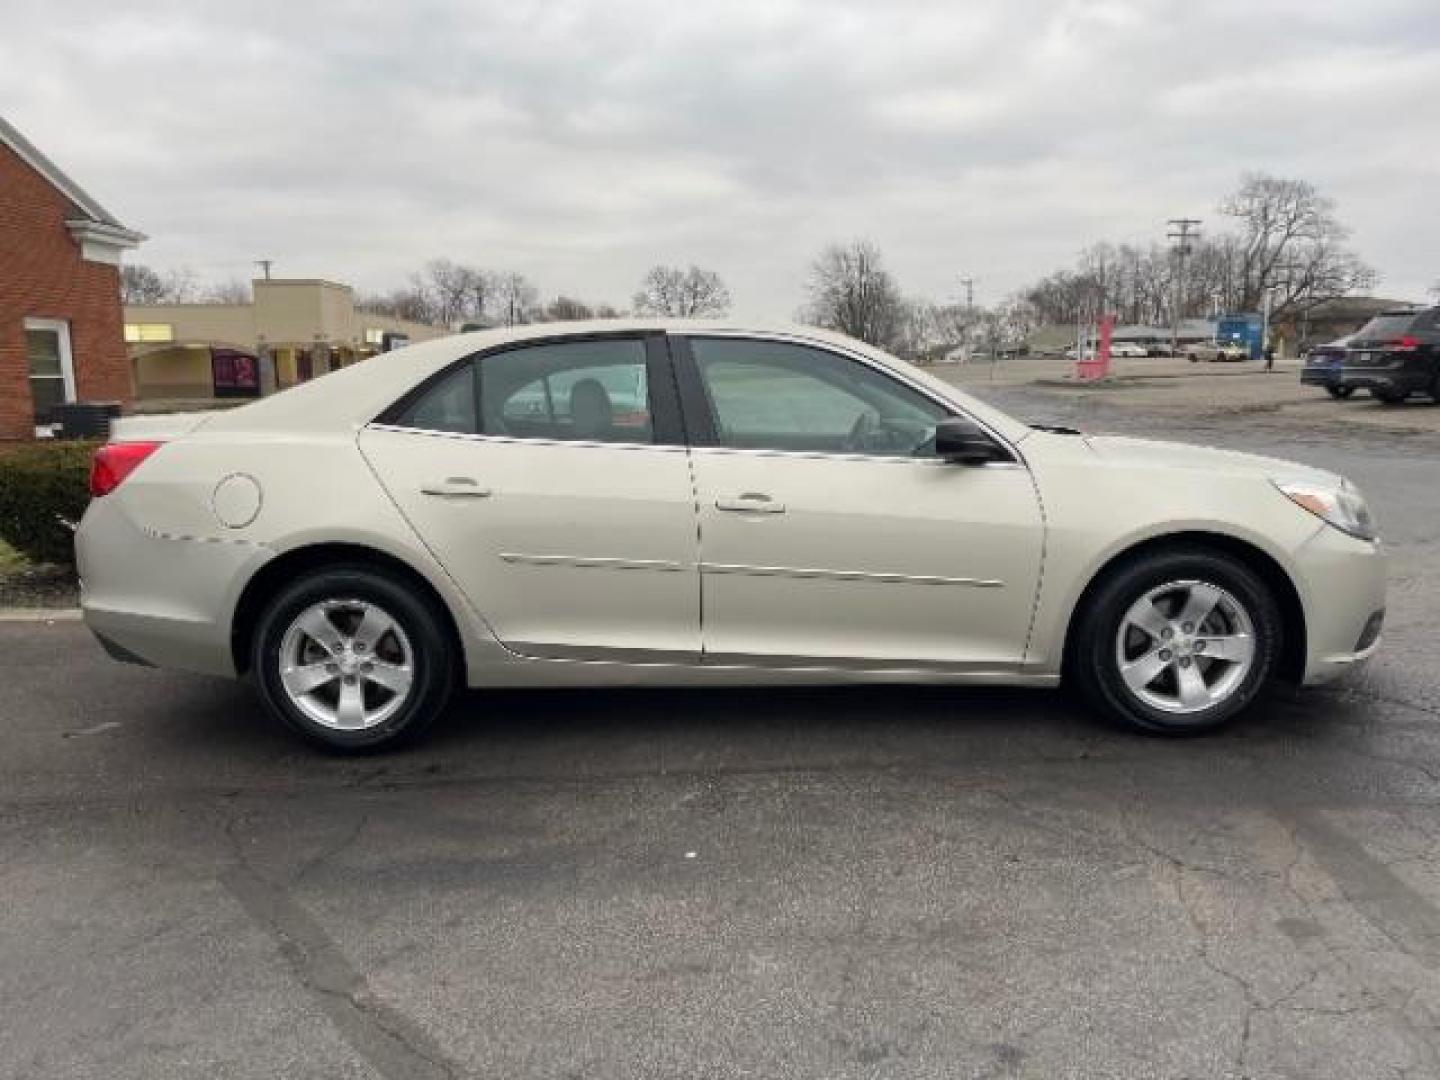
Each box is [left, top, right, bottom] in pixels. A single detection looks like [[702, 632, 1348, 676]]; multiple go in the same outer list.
[[700, 562, 1004, 588], [505, 641, 700, 663], [499, 553, 689, 573], [688, 445, 1026, 469], [365, 422, 688, 453], [503, 640, 1021, 675]]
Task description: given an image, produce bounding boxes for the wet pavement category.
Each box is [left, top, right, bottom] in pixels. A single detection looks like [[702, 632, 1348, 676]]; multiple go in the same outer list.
[[4, 386, 1440, 1078]]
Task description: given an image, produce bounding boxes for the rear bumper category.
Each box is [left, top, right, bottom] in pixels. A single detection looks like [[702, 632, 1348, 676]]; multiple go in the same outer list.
[[76, 495, 272, 678], [1293, 526, 1388, 687], [1339, 366, 1429, 394], [1299, 367, 1339, 388]]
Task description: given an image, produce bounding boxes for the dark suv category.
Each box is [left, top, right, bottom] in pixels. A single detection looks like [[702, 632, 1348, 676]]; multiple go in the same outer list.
[[1339, 307, 1440, 404]]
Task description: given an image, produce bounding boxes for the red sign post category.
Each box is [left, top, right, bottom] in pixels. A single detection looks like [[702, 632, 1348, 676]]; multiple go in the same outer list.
[[1075, 314, 1115, 381]]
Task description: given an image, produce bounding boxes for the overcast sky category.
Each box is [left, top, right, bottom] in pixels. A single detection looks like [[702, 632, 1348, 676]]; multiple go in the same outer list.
[[4, 0, 1436, 317]]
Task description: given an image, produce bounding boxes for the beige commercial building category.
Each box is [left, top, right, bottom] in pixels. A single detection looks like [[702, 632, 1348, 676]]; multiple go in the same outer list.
[[125, 278, 444, 400]]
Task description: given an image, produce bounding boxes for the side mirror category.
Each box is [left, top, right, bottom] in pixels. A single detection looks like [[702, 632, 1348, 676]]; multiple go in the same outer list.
[[934, 417, 1005, 466]]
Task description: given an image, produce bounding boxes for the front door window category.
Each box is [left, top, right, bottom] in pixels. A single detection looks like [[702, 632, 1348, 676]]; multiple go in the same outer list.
[[23, 319, 75, 428], [687, 336, 948, 457]]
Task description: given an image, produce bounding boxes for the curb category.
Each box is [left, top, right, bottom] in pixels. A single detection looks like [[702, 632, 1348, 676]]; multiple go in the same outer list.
[[0, 608, 83, 622]]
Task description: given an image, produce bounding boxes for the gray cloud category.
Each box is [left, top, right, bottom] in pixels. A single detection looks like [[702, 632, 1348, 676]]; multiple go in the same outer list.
[[3, 0, 1435, 316]]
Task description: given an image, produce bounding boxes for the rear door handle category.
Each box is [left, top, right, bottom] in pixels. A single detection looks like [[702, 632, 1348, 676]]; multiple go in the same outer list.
[[421, 477, 492, 499], [715, 493, 785, 514]]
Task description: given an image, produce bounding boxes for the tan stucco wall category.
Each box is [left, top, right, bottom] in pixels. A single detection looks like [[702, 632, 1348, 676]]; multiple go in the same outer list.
[[124, 303, 256, 348], [133, 345, 214, 399], [126, 280, 446, 356]]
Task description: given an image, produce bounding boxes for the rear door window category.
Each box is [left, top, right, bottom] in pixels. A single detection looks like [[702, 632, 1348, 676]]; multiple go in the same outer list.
[[482, 339, 654, 444]]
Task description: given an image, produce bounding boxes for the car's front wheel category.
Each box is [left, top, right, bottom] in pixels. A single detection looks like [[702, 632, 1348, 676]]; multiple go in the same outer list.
[[1326, 385, 1356, 399], [251, 565, 457, 751], [1069, 549, 1281, 734]]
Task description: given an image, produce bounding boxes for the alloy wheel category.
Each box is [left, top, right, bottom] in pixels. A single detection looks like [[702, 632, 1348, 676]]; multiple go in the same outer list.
[[1113, 580, 1256, 716], [277, 599, 415, 731]]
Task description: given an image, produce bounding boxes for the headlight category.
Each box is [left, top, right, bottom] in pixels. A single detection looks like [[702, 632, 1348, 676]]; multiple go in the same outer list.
[[1273, 478, 1378, 542]]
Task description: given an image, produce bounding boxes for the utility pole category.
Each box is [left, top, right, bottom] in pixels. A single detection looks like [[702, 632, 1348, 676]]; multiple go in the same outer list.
[[255, 259, 274, 281], [958, 277, 975, 362], [1167, 219, 1201, 356]]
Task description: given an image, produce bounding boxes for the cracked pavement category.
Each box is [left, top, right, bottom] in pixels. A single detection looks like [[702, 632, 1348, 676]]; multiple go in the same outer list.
[[4, 384, 1440, 1078]]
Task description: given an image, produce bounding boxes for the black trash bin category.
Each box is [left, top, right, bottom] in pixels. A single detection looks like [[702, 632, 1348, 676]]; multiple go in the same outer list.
[[52, 401, 122, 441]]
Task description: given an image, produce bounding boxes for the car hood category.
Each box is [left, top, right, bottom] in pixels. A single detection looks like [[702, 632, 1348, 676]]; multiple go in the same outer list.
[[1079, 434, 1340, 486]]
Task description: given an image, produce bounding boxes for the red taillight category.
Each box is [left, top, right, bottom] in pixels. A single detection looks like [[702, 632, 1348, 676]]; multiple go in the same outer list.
[[89, 441, 163, 497], [1387, 336, 1421, 351]]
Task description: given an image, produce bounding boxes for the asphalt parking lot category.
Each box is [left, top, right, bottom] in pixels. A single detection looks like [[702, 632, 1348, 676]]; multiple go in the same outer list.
[[5, 383, 1440, 1079]]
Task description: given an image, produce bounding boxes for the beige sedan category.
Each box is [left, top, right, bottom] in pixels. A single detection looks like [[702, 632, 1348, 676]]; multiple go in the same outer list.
[[76, 321, 1386, 751]]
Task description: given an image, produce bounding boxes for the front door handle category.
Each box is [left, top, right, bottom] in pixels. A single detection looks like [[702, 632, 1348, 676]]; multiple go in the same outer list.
[[715, 492, 786, 514], [421, 477, 492, 499]]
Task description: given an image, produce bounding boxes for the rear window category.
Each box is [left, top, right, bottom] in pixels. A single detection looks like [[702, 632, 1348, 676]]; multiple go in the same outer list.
[[1355, 313, 1421, 339]]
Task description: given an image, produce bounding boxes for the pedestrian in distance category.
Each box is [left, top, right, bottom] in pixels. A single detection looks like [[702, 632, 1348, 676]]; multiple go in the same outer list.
[[1264, 341, 1277, 372]]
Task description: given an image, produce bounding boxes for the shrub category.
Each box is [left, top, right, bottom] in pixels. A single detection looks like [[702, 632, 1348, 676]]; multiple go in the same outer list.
[[0, 441, 98, 567]]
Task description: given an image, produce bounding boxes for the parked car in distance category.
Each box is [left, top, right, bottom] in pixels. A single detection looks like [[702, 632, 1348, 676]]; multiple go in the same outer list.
[[1187, 340, 1250, 363], [1063, 344, 1095, 361], [1109, 342, 1149, 358], [1337, 307, 1440, 405], [1145, 343, 1175, 358], [76, 321, 1386, 751], [1300, 336, 1358, 399]]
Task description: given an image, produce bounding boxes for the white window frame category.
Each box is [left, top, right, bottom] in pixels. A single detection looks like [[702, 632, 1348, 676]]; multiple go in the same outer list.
[[23, 317, 76, 436]]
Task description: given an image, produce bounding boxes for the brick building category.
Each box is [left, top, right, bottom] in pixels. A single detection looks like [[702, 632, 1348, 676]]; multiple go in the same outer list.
[[0, 115, 143, 439]]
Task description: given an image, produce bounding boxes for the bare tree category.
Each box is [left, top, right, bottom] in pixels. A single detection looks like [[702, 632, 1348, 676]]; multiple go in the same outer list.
[[1219, 172, 1375, 315], [800, 240, 905, 349], [120, 264, 167, 304], [459, 267, 499, 325], [422, 259, 473, 326], [542, 296, 595, 321], [495, 272, 540, 326], [632, 264, 730, 318], [204, 278, 252, 305]]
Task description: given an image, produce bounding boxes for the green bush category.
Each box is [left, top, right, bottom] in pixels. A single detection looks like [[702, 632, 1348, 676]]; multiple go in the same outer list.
[[0, 441, 98, 567]]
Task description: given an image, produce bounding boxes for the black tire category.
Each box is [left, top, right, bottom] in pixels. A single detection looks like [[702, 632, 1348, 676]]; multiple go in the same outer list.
[[251, 564, 457, 752], [1326, 385, 1356, 400], [1068, 547, 1282, 735], [1374, 388, 1408, 405]]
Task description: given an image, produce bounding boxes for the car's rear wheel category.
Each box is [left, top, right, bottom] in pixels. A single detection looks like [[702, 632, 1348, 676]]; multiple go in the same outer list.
[[1069, 549, 1281, 735], [252, 565, 456, 751], [1327, 385, 1356, 399]]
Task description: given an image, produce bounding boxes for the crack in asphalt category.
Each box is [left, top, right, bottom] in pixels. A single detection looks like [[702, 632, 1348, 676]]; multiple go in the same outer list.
[[1115, 793, 1440, 1075], [219, 814, 460, 1080]]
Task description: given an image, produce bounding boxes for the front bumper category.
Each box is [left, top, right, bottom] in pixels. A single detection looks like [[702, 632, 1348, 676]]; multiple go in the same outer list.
[[1293, 524, 1388, 687]]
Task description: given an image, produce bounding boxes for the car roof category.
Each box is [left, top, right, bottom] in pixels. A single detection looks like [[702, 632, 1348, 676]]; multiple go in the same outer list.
[[198, 319, 1030, 442]]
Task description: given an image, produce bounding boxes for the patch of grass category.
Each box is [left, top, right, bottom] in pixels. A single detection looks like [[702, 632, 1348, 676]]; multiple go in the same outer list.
[[0, 538, 25, 572]]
